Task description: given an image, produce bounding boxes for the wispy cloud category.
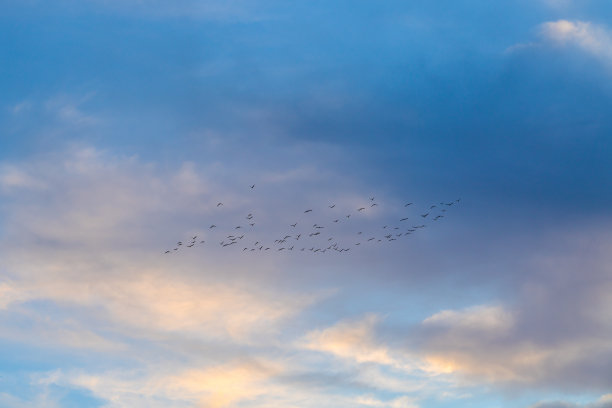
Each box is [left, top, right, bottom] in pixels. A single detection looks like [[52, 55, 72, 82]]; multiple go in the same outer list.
[[509, 20, 612, 68], [541, 20, 612, 63]]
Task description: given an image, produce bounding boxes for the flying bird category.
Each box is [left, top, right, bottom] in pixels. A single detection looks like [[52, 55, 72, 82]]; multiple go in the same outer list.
[[405, 203, 413, 207], [304, 209, 313, 213], [329, 204, 335, 208], [217, 202, 223, 207], [250, 184, 255, 189], [357, 207, 365, 211]]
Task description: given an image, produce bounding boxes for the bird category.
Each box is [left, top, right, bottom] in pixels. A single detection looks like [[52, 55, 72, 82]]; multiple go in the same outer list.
[[357, 207, 365, 211], [290, 223, 297, 227], [370, 197, 375, 201], [304, 209, 313, 213], [210, 225, 216, 229], [164, 250, 170, 253], [250, 184, 255, 189], [346, 214, 351, 218], [250, 223, 255, 226], [405, 203, 413, 207], [371, 203, 378, 207], [400, 217, 409, 221], [217, 202, 223, 207], [329, 204, 336, 208], [333, 219, 339, 223], [421, 213, 429, 218]]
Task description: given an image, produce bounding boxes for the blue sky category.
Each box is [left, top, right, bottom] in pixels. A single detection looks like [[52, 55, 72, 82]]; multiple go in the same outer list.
[[1, 1, 611, 407]]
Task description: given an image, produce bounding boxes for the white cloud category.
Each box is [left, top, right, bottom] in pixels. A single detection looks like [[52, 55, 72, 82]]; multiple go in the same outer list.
[[301, 314, 397, 366], [423, 305, 514, 333], [508, 20, 612, 68]]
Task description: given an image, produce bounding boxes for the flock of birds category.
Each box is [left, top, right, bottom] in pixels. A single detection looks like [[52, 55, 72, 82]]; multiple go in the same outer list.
[[164, 184, 460, 255]]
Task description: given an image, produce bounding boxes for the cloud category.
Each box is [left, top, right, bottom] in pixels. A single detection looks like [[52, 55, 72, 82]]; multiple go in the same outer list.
[[423, 305, 513, 333], [1, 145, 610, 406], [301, 314, 396, 366], [56, 360, 283, 408], [0, 148, 323, 348], [528, 393, 612, 408], [0, 165, 46, 192], [415, 243, 612, 390], [511, 20, 612, 68]]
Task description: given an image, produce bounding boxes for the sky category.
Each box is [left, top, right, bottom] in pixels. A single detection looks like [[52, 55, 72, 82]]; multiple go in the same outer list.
[[0, 0, 611, 407]]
